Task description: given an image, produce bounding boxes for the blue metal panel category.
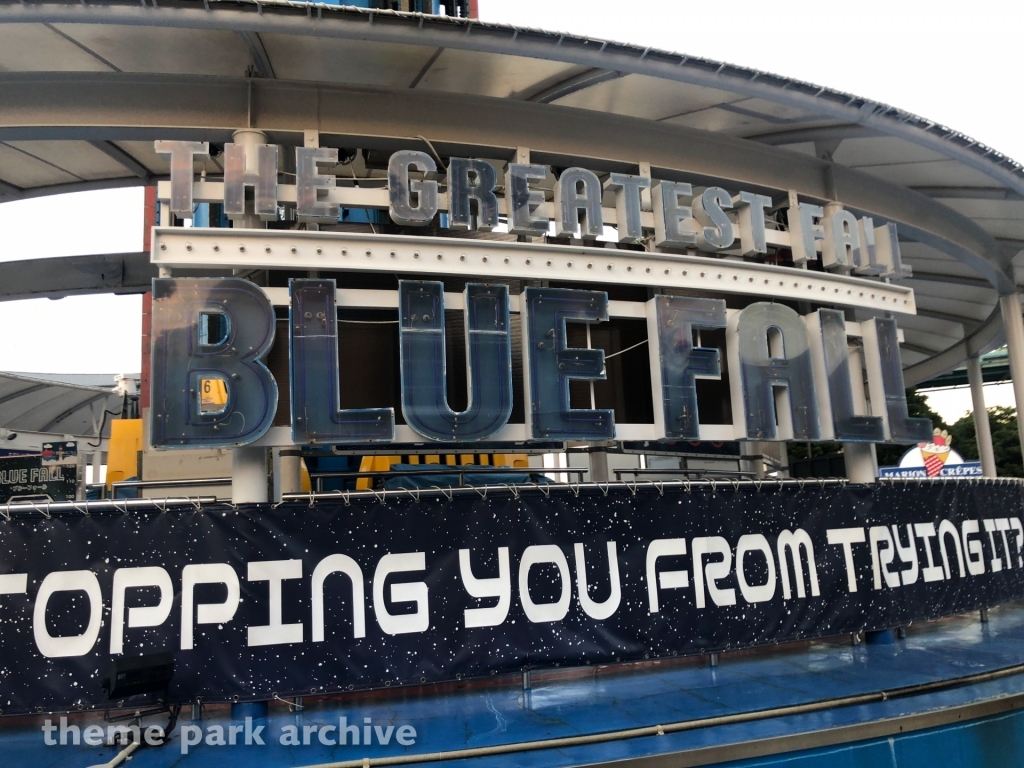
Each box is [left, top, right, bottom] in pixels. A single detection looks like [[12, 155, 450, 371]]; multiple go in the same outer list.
[[339, 207, 381, 224], [192, 202, 209, 228]]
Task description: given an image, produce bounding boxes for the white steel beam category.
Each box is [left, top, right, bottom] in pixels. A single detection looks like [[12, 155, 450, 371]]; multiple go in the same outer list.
[[1000, 292, 1024, 461], [248, 423, 737, 449], [966, 355, 997, 478], [0, 73, 1007, 291], [152, 228, 916, 315]]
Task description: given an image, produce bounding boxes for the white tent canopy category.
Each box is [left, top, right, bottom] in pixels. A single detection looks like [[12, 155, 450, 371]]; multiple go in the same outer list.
[[0, 371, 129, 442]]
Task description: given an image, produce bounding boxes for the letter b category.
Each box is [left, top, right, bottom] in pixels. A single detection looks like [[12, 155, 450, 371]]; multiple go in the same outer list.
[[150, 278, 277, 448]]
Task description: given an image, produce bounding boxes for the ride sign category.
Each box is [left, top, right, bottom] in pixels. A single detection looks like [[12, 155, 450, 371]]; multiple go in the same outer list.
[[149, 277, 931, 449]]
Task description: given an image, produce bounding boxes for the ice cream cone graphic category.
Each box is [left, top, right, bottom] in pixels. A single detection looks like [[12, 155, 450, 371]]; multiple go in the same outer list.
[[919, 429, 952, 477]]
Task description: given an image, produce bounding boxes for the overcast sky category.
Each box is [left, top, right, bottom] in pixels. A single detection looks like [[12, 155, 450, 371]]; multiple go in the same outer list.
[[0, 0, 1016, 422]]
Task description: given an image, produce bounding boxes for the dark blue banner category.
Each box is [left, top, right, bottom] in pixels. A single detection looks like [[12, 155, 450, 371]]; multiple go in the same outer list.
[[0, 480, 1022, 715]]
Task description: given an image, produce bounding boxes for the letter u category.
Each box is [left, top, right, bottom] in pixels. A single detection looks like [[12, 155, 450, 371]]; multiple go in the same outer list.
[[399, 281, 512, 441]]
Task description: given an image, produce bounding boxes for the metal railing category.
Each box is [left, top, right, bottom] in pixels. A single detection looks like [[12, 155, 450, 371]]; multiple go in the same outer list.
[[0, 496, 219, 520], [278, 475, 1021, 506], [89, 477, 232, 500], [309, 466, 586, 493], [614, 468, 758, 480], [0, 476, 1015, 518]]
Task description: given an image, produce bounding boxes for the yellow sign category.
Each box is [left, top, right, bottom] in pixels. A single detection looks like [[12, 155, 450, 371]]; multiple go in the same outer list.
[[200, 378, 228, 412]]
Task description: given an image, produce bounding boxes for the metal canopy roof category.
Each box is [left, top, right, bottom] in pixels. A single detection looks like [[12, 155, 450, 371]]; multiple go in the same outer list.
[[917, 349, 1011, 391], [0, 0, 1021, 385], [0, 371, 124, 440]]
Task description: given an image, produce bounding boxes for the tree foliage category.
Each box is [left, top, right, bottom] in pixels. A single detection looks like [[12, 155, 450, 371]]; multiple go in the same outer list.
[[948, 406, 1023, 478], [786, 441, 841, 462], [773, 390, 1021, 478]]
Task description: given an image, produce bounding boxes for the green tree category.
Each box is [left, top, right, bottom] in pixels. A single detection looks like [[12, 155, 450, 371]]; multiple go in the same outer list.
[[947, 406, 1022, 478], [786, 441, 841, 462], [874, 390, 948, 468]]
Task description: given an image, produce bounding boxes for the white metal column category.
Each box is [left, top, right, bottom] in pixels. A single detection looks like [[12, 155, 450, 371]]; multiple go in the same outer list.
[[588, 449, 610, 483], [999, 292, 1024, 461], [231, 128, 268, 230], [91, 451, 103, 487], [230, 127, 271, 502], [278, 449, 302, 499], [844, 341, 877, 483], [843, 442, 878, 484], [232, 446, 268, 504], [966, 355, 997, 478]]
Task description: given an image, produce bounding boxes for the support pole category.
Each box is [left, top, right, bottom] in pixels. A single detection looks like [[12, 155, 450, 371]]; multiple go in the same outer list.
[[231, 128, 269, 231], [278, 449, 302, 498], [999, 292, 1024, 460], [740, 441, 766, 479], [966, 355, 996, 477], [76, 454, 86, 501], [589, 448, 609, 483], [843, 442, 877, 484], [232, 447, 268, 504], [227, 126, 272, 505]]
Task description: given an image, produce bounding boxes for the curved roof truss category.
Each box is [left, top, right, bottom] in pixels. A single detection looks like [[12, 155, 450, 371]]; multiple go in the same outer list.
[[0, 0, 1021, 385]]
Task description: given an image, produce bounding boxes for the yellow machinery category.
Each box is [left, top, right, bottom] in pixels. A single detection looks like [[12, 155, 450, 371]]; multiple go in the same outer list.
[[355, 454, 529, 490], [105, 417, 313, 493], [105, 418, 143, 490], [107, 417, 507, 494]]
